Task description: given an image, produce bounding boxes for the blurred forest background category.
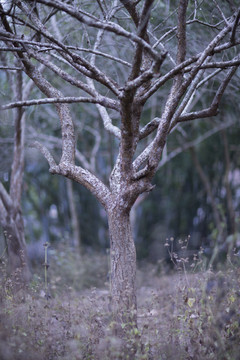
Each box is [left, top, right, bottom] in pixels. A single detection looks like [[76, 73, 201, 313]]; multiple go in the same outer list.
[[1, 78, 239, 267]]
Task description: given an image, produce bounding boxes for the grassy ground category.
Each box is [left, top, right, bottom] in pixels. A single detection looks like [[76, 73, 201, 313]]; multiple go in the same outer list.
[[0, 248, 240, 360]]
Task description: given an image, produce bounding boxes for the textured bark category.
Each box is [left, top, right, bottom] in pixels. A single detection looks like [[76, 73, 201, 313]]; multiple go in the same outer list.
[[108, 204, 137, 328]]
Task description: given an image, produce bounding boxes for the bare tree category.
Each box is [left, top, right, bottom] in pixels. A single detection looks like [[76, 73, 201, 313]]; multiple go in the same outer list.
[[0, 0, 240, 327]]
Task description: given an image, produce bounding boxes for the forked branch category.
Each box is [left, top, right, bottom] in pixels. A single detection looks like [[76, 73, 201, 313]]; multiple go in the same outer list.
[[176, 66, 238, 125]]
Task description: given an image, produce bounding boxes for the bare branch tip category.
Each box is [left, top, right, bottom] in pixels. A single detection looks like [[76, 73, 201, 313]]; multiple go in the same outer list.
[[29, 141, 58, 171]]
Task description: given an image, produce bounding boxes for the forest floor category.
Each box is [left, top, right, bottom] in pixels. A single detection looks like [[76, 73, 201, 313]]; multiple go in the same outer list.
[[0, 251, 240, 360]]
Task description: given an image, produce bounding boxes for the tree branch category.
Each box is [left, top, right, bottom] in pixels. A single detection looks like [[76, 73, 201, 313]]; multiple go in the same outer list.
[[9, 69, 25, 207], [0, 65, 22, 70], [138, 66, 224, 140], [158, 119, 236, 168], [119, 0, 139, 27], [139, 13, 239, 103], [0, 96, 119, 111], [34, 0, 165, 63], [135, 17, 237, 180], [30, 141, 58, 172], [176, 0, 188, 79], [52, 163, 111, 210], [230, 8, 240, 43], [85, 126, 101, 171], [82, 31, 121, 140], [0, 197, 7, 226], [0, 182, 12, 213], [0, 36, 132, 68], [16, 1, 121, 97], [127, 0, 155, 81], [139, 117, 160, 140], [153, 19, 223, 49], [25, 48, 99, 98], [0, 6, 75, 167], [184, 57, 240, 71], [27, 128, 92, 171], [170, 66, 206, 130], [177, 66, 238, 124]]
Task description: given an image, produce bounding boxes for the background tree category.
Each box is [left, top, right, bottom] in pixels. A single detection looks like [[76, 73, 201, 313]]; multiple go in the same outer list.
[[0, 0, 240, 329], [0, 67, 31, 283]]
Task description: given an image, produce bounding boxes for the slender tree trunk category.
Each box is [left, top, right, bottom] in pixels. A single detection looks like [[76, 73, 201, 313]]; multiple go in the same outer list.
[[190, 147, 226, 266], [0, 70, 31, 285], [108, 205, 137, 329], [4, 212, 31, 285], [221, 130, 236, 235], [190, 147, 224, 240], [66, 178, 81, 251]]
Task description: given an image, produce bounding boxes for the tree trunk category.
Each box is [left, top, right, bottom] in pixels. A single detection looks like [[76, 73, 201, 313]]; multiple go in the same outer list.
[[221, 130, 236, 235], [108, 205, 137, 330], [0, 70, 31, 286], [190, 147, 225, 241], [66, 178, 81, 251], [4, 212, 31, 285]]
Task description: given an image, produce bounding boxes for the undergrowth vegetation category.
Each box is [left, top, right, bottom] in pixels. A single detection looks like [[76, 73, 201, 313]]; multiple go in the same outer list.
[[0, 242, 240, 360]]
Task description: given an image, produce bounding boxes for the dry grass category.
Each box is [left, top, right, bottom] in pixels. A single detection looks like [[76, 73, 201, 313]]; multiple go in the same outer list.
[[0, 247, 240, 360]]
